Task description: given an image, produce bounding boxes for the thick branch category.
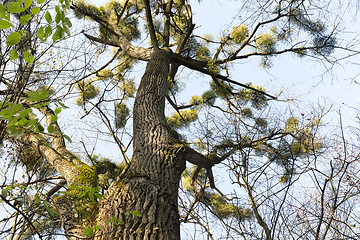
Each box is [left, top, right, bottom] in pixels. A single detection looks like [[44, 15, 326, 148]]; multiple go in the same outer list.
[[17, 133, 79, 184], [185, 146, 217, 188], [172, 54, 277, 99], [71, 4, 153, 61], [175, 2, 195, 54], [46, 179, 67, 201], [144, 0, 159, 50], [163, 0, 173, 47]]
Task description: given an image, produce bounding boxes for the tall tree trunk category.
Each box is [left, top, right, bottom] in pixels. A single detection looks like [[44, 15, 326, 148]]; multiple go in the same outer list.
[[93, 49, 186, 239]]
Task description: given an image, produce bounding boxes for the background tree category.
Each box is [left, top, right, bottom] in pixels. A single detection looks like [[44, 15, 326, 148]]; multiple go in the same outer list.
[[0, 0, 359, 239]]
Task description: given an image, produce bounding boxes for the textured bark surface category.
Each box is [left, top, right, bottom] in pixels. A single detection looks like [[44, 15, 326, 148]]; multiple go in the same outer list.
[[92, 49, 186, 239]]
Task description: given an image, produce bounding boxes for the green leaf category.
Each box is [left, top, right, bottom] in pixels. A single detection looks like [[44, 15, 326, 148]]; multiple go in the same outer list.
[[94, 225, 100, 232], [63, 25, 70, 36], [54, 107, 61, 115], [32, 102, 50, 108], [0, 12, 10, 21], [57, 101, 68, 109], [105, 219, 110, 225], [94, 192, 104, 200], [45, 11, 52, 23], [20, 14, 31, 25], [20, 29, 26, 35], [36, 124, 44, 133], [47, 125, 54, 133], [126, 210, 142, 217], [34, 194, 40, 204], [7, 2, 25, 13], [6, 32, 21, 46], [24, 51, 34, 63], [19, 108, 31, 118], [48, 208, 58, 216], [17, 118, 28, 126], [37, 26, 45, 41], [82, 227, 94, 237], [28, 90, 39, 99], [62, 134, 72, 143], [45, 25, 52, 35], [64, 17, 72, 27], [30, 7, 40, 15], [0, 4, 7, 13], [6, 117, 20, 128], [10, 104, 22, 114], [0, 19, 12, 29], [9, 49, 18, 60], [52, 28, 62, 42], [0, 108, 13, 118], [111, 217, 119, 226], [88, 192, 94, 202], [37, 0, 45, 3], [38, 90, 49, 100], [50, 115, 58, 123], [68, 185, 78, 190], [24, 0, 32, 8], [55, 11, 61, 23]]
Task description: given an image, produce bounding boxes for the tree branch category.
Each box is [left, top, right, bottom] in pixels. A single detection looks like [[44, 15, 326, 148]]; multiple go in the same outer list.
[[172, 54, 277, 99], [143, 0, 159, 50], [0, 195, 44, 240], [163, 0, 173, 47], [71, 4, 153, 61]]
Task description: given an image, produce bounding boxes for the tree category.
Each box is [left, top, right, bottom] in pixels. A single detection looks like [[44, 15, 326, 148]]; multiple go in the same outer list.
[[0, 0, 358, 239]]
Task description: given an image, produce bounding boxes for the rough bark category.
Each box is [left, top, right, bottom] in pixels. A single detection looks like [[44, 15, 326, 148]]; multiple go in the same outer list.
[[92, 49, 186, 239]]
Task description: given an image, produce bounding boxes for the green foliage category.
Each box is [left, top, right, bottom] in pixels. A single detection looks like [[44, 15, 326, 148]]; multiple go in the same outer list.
[[201, 90, 216, 106], [0, 90, 57, 139], [116, 53, 137, 74], [75, 79, 100, 105], [231, 24, 249, 44], [180, 38, 211, 61], [96, 68, 113, 80], [115, 102, 130, 128], [288, 9, 336, 56], [167, 77, 183, 96], [119, 79, 136, 97], [74, 0, 141, 43], [241, 108, 253, 118], [237, 84, 268, 110], [37, 85, 55, 95], [6, 32, 21, 46], [210, 80, 231, 99], [166, 109, 198, 129], [74, 165, 98, 187], [193, 138, 206, 151], [181, 165, 207, 192], [255, 117, 268, 129], [207, 193, 253, 221], [182, 166, 252, 221], [207, 60, 221, 75], [68, 184, 104, 202], [256, 33, 276, 54], [285, 117, 299, 133], [0, 19, 12, 29], [194, 45, 211, 61]]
